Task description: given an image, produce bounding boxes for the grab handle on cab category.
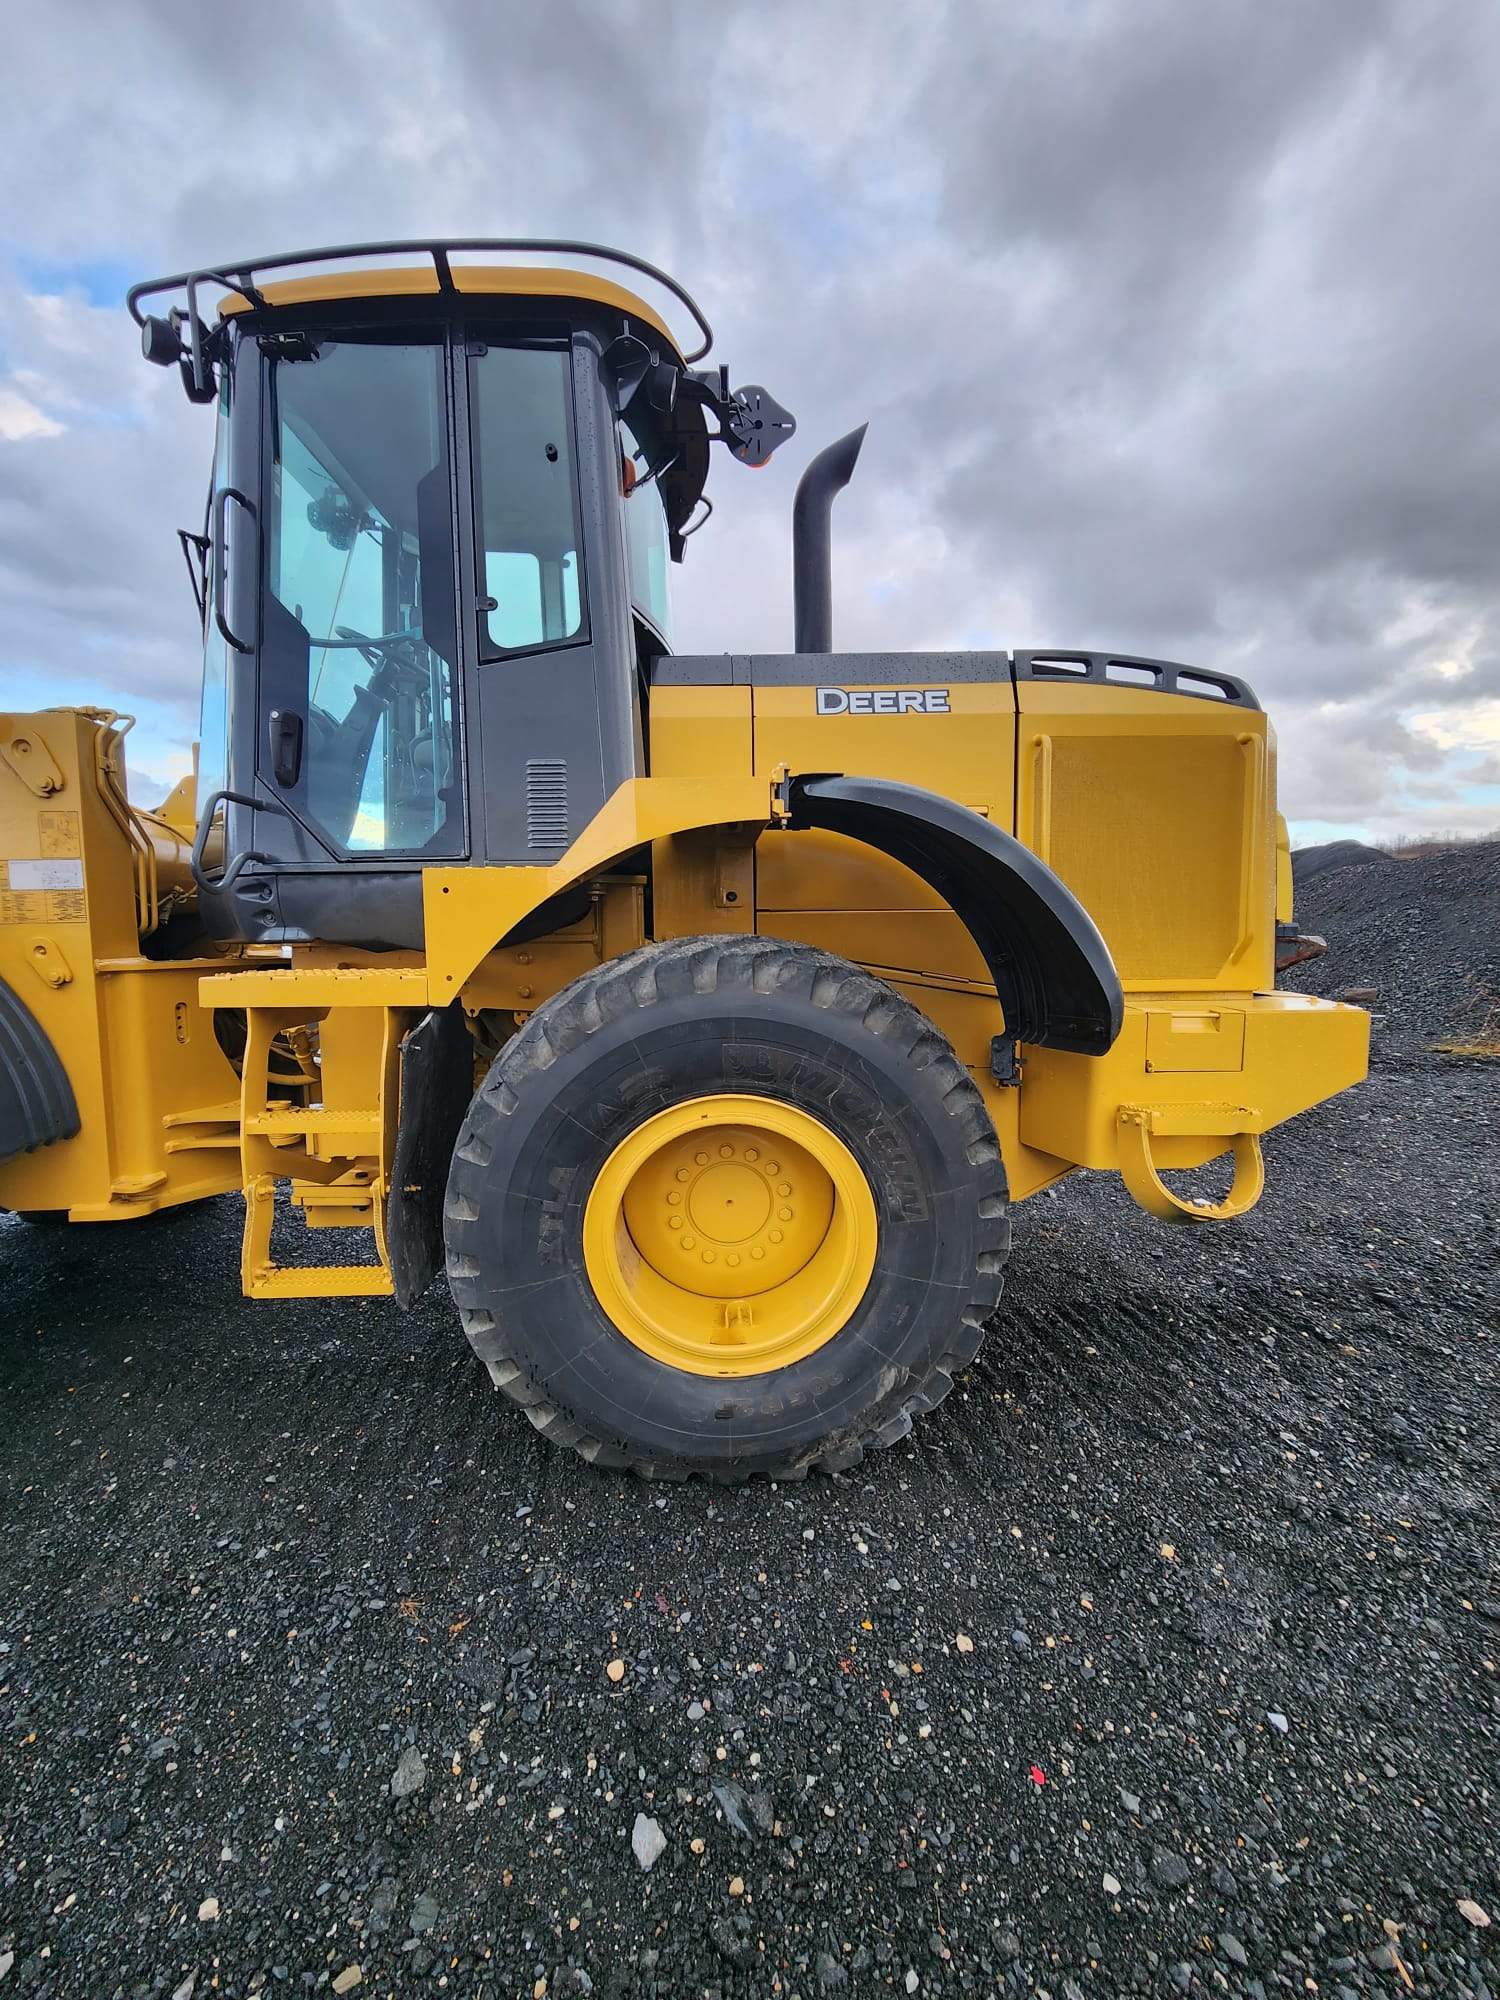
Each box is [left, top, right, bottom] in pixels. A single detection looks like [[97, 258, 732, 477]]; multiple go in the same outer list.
[[212, 486, 259, 655]]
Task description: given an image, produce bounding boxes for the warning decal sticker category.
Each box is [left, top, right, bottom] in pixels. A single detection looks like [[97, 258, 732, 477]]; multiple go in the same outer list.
[[38, 811, 82, 858], [0, 857, 88, 925]]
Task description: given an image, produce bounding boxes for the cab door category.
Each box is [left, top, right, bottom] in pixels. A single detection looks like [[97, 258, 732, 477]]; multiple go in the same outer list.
[[255, 326, 463, 865]]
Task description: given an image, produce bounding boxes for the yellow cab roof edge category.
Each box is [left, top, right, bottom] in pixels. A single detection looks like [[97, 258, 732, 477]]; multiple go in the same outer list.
[[217, 265, 684, 359]]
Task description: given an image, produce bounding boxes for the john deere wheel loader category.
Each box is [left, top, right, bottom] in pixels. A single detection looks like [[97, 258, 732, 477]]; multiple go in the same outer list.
[[0, 240, 1367, 1478]]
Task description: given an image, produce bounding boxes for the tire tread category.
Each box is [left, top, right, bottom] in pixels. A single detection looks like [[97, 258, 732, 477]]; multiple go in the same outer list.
[[445, 935, 1011, 1479]]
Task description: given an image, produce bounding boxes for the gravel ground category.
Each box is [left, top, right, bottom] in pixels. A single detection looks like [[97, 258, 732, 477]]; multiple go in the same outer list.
[[1286, 843, 1500, 1056], [3, 1038, 1497, 1999]]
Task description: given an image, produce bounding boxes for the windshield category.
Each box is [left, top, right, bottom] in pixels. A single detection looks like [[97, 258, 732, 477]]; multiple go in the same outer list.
[[267, 332, 460, 855]]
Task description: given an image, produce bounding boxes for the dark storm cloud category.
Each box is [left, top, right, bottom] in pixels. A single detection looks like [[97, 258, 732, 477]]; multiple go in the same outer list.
[[2, 0, 722, 261], [1, 0, 1497, 832], [890, 0, 1500, 775]]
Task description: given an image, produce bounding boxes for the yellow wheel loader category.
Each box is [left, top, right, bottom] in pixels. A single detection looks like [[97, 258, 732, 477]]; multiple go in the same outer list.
[[0, 241, 1368, 1478]]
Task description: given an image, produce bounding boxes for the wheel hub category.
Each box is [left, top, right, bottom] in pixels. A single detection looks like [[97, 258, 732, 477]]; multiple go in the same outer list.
[[622, 1123, 834, 1300], [583, 1095, 878, 1376], [687, 1158, 772, 1242]]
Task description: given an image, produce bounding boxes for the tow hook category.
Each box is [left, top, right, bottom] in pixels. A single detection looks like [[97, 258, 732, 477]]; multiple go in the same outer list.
[[1116, 1104, 1266, 1224]]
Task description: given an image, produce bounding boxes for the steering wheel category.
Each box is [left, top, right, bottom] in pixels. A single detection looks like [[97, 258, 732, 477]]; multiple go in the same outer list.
[[333, 625, 429, 697]]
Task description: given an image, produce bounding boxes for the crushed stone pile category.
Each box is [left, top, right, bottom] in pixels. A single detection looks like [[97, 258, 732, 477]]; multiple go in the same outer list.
[[1285, 838, 1500, 1052], [1290, 838, 1394, 884]]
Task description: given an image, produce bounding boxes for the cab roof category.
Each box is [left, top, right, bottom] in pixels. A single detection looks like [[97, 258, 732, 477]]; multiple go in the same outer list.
[[127, 238, 712, 364], [218, 265, 679, 357]]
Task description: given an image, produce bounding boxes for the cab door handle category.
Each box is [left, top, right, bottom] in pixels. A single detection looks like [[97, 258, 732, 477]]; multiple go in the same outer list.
[[269, 708, 303, 788]]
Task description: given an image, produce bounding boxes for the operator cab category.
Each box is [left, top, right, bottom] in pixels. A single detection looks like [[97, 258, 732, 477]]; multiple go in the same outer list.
[[130, 241, 794, 949]]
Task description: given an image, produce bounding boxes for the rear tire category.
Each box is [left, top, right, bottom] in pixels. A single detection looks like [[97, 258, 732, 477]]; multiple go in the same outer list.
[[443, 936, 1009, 1479]]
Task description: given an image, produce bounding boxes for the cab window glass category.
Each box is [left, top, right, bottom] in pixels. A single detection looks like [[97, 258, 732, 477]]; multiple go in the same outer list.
[[197, 370, 233, 815], [267, 332, 459, 856], [469, 345, 584, 657], [620, 415, 672, 644]]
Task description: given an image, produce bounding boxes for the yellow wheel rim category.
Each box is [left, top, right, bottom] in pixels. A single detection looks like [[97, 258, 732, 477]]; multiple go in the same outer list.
[[582, 1094, 879, 1377]]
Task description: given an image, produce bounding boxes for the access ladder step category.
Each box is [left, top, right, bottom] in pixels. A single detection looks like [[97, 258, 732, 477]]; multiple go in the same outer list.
[[248, 1263, 394, 1300], [241, 1172, 394, 1300]]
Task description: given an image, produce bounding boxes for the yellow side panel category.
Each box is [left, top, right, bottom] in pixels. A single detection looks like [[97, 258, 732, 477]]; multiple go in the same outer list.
[[758, 907, 988, 984], [648, 689, 759, 939], [652, 829, 757, 939], [1016, 683, 1276, 992], [463, 935, 610, 1010], [752, 678, 1015, 985], [754, 678, 1015, 814], [649, 684, 752, 778], [757, 826, 950, 912]]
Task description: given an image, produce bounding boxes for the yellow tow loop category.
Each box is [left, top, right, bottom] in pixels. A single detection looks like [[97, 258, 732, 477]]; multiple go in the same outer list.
[[1116, 1105, 1266, 1224]]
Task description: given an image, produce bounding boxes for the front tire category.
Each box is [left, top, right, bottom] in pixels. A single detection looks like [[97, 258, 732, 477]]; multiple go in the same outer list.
[[443, 936, 1009, 1479]]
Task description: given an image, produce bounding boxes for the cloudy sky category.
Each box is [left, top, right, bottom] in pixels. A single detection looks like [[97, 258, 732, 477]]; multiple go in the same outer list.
[[2, 0, 1497, 840]]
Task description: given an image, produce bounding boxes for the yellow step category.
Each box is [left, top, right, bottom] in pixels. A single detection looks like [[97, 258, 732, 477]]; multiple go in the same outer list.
[[202, 966, 429, 1008], [248, 1263, 394, 1300], [243, 1106, 381, 1142]]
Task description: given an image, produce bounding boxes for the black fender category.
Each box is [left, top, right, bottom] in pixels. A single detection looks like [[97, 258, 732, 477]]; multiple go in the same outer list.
[[785, 774, 1123, 1055], [0, 974, 80, 1168]]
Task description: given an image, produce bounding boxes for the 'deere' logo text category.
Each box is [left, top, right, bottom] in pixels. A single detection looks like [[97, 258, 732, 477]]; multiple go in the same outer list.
[[815, 687, 951, 715]]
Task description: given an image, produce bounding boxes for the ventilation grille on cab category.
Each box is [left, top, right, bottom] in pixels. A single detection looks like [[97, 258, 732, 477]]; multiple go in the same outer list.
[[525, 760, 569, 851]]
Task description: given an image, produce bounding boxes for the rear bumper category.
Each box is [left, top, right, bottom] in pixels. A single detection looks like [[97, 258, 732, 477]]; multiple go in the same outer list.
[[1019, 989, 1370, 1174]]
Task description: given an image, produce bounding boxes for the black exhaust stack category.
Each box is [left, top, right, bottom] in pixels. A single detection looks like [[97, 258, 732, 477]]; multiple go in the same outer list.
[[792, 424, 867, 653]]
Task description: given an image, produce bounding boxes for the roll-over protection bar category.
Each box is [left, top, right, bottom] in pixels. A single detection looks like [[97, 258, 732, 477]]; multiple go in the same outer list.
[[785, 774, 1123, 1055]]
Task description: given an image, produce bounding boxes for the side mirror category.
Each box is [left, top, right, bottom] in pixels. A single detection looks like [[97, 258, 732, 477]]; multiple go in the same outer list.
[[142, 309, 216, 401]]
